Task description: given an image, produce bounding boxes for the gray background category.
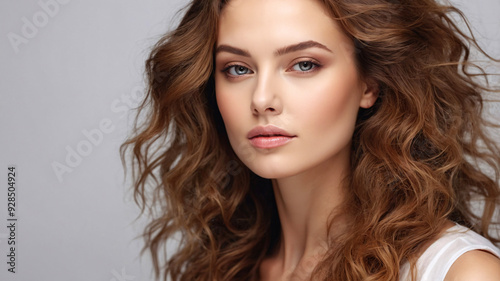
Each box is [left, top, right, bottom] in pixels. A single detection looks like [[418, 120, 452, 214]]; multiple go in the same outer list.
[[0, 0, 499, 280]]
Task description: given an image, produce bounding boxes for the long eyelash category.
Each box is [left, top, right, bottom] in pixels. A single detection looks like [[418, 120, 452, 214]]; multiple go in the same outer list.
[[294, 60, 322, 72], [221, 64, 243, 77], [221, 64, 252, 80], [221, 64, 238, 74]]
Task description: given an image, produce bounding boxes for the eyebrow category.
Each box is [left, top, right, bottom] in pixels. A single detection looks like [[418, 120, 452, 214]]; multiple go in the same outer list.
[[215, 40, 332, 57], [215, 45, 251, 57], [275, 40, 332, 56]]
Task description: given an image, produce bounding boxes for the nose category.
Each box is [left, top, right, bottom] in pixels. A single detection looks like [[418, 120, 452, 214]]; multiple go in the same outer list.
[[250, 70, 282, 116]]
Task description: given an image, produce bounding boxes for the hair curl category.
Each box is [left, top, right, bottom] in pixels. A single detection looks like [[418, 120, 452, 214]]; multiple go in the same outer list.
[[121, 0, 500, 280]]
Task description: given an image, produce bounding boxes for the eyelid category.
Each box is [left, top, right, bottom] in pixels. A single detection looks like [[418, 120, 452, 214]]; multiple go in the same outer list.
[[221, 62, 254, 78], [286, 58, 322, 73], [222, 62, 249, 71]]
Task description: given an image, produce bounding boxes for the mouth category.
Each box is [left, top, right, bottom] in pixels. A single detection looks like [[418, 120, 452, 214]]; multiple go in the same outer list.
[[250, 133, 290, 138], [247, 125, 294, 139], [247, 125, 296, 149]]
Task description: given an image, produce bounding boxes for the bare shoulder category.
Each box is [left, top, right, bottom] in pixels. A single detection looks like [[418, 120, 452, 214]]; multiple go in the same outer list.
[[444, 250, 500, 281]]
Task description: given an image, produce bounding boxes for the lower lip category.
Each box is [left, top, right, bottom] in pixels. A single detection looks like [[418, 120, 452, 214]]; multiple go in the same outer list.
[[249, 136, 294, 149]]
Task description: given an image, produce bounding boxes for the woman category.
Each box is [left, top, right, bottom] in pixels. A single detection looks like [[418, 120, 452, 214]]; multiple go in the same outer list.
[[122, 0, 500, 280]]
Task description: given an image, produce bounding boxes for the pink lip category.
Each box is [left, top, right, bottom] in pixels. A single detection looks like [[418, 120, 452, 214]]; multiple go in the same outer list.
[[247, 125, 296, 149]]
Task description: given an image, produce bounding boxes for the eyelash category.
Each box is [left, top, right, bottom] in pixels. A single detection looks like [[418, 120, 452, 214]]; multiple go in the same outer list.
[[221, 59, 322, 79], [222, 64, 254, 78], [288, 60, 321, 73]]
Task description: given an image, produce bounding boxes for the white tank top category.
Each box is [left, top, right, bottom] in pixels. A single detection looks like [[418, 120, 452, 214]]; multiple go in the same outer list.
[[399, 224, 500, 281]]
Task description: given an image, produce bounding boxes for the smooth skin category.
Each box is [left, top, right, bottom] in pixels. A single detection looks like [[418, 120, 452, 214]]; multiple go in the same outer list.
[[216, 0, 377, 278], [445, 250, 500, 281], [214, 0, 500, 280]]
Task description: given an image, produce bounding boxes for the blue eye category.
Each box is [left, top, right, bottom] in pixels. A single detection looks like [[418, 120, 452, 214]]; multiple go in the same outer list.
[[291, 61, 318, 72], [226, 65, 252, 76]]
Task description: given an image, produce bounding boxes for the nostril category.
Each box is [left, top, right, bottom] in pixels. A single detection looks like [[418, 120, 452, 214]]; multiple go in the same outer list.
[[251, 103, 280, 115]]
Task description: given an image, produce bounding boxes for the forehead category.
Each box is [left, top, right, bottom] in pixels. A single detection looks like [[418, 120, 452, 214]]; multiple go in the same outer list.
[[218, 0, 348, 49]]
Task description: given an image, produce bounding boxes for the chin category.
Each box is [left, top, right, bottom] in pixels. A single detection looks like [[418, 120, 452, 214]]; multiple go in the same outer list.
[[245, 163, 300, 180]]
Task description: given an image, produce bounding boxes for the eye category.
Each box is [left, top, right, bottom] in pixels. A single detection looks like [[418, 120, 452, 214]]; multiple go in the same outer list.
[[224, 65, 253, 76], [291, 61, 318, 72]]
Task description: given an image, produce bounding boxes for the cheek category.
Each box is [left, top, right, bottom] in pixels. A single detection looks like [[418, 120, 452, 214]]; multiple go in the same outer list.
[[293, 74, 362, 131], [291, 84, 361, 158], [215, 80, 245, 137], [215, 84, 257, 165]]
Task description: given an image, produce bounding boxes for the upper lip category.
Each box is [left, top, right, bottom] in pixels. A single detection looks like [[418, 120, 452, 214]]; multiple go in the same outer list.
[[247, 125, 295, 139]]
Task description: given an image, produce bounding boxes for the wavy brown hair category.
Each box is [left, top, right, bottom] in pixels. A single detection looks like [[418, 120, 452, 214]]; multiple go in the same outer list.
[[121, 0, 500, 280]]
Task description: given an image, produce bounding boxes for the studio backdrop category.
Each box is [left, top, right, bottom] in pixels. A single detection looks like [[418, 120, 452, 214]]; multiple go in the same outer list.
[[1, 0, 499, 280]]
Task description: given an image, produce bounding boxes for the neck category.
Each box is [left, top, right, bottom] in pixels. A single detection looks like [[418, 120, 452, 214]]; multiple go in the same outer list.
[[270, 148, 350, 277]]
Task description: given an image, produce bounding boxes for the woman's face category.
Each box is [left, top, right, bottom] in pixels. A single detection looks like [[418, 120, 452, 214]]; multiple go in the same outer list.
[[215, 0, 378, 179]]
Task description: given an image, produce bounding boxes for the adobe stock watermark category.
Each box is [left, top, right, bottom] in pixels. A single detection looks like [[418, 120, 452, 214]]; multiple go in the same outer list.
[[7, 0, 72, 54], [51, 86, 144, 183], [110, 267, 136, 281]]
